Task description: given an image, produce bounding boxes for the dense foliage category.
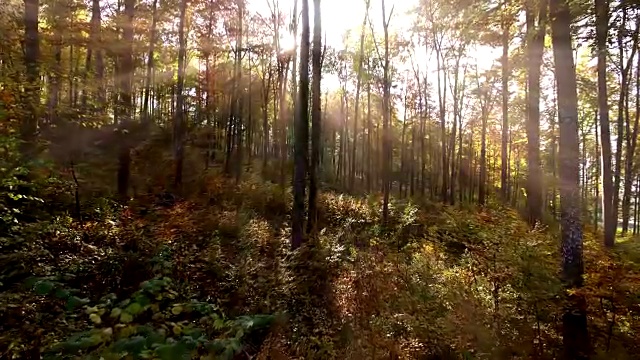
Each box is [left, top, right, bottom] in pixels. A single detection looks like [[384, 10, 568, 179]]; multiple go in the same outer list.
[[2, 0, 640, 357]]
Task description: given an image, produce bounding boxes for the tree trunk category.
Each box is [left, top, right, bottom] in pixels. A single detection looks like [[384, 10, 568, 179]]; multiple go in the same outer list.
[[307, 0, 321, 236], [142, 0, 159, 124], [501, 8, 510, 201], [595, 111, 600, 230], [525, 0, 546, 225], [435, 39, 448, 202], [596, 0, 615, 247], [350, 1, 370, 190], [621, 33, 640, 234], [381, 0, 393, 224], [173, 0, 187, 189], [117, 0, 135, 200], [22, 0, 40, 157], [292, 0, 310, 249], [550, 0, 589, 356], [234, 1, 244, 184]]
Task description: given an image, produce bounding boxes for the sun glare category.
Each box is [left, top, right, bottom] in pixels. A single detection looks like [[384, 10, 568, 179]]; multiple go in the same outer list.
[[249, 0, 502, 93], [279, 33, 296, 53]]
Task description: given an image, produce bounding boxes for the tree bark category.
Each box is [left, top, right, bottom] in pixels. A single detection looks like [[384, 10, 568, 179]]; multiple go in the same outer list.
[[525, 0, 546, 225], [142, 0, 159, 124], [381, 0, 393, 224], [292, 0, 310, 249], [621, 30, 640, 234], [550, 0, 589, 356], [173, 0, 188, 189], [117, 0, 135, 200], [307, 0, 321, 236], [22, 0, 40, 157], [596, 0, 615, 247], [350, 1, 370, 191], [501, 7, 510, 201]]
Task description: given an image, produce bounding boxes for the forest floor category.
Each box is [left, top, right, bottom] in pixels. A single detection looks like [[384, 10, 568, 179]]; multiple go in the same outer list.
[[2, 163, 640, 359]]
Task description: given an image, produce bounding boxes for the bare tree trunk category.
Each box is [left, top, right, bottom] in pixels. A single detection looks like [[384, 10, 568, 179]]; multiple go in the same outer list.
[[435, 37, 448, 202], [367, 75, 373, 192], [381, 0, 393, 224], [501, 8, 510, 201], [525, 0, 546, 225], [22, 0, 40, 157], [595, 111, 600, 230], [117, 0, 135, 200], [550, 0, 589, 356], [234, 1, 244, 184], [596, 0, 615, 247], [173, 0, 188, 189], [292, 0, 310, 249], [142, 0, 159, 124], [622, 34, 640, 234], [350, 1, 370, 190], [307, 0, 321, 236]]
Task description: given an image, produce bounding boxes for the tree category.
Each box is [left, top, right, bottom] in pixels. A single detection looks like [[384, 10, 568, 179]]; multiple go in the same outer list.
[[117, 0, 135, 200], [291, 0, 310, 249], [501, 2, 510, 201], [22, 0, 39, 156], [596, 0, 614, 247], [550, 0, 589, 356], [349, 0, 371, 191], [380, 0, 393, 224], [525, 0, 547, 225], [142, 0, 159, 124], [307, 0, 322, 236], [173, 0, 188, 188]]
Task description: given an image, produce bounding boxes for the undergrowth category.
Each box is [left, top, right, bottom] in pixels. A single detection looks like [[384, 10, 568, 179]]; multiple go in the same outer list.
[[1, 142, 640, 359]]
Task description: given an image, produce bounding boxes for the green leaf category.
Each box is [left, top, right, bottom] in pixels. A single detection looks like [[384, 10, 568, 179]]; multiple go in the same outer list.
[[113, 335, 146, 354], [156, 342, 189, 360], [34, 280, 55, 295], [66, 296, 90, 311], [110, 308, 122, 318], [89, 313, 102, 324], [120, 312, 134, 323], [126, 302, 143, 315], [54, 288, 71, 299]]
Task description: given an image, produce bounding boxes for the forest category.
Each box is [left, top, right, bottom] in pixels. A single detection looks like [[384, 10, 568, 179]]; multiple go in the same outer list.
[[1, 0, 640, 357]]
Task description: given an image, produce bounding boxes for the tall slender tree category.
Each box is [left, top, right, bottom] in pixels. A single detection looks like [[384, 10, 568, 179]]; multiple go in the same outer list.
[[550, 0, 589, 356], [292, 0, 310, 249], [525, 0, 547, 225], [173, 0, 188, 188], [596, 0, 615, 247], [22, 0, 39, 156], [307, 0, 322, 236]]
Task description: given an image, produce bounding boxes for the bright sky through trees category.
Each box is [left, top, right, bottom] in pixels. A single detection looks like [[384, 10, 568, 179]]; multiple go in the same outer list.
[[248, 0, 501, 92]]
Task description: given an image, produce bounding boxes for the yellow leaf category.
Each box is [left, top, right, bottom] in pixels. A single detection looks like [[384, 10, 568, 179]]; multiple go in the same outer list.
[[89, 313, 102, 325], [120, 312, 134, 323]]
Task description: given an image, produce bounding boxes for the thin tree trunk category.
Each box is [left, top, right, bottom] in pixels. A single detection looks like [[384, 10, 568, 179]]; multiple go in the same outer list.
[[307, 0, 321, 236], [173, 0, 188, 189], [22, 0, 39, 157], [501, 7, 510, 201], [292, 0, 310, 249], [596, 0, 615, 247], [350, 1, 370, 190], [381, 0, 393, 224], [117, 0, 135, 200], [621, 33, 640, 233], [142, 0, 159, 124], [595, 110, 600, 231]]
